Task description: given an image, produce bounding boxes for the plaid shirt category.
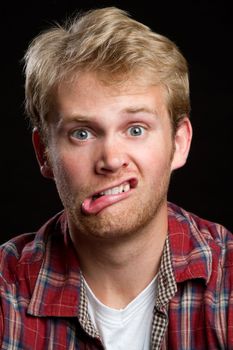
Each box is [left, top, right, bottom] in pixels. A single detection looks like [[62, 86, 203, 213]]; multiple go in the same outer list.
[[0, 202, 233, 349]]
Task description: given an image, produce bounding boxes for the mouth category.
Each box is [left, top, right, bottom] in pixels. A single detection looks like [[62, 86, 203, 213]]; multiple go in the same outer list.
[[92, 181, 132, 201], [81, 178, 138, 215]]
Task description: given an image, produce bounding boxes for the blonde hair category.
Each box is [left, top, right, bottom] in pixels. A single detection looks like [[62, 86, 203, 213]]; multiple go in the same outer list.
[[24, 7, 190, 136]]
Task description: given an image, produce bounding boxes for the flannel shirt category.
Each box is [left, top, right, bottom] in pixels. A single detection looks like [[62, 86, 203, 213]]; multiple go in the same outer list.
[[0, 202, 233, 349]]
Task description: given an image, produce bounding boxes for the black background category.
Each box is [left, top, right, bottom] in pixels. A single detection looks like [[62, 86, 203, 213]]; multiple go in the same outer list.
[[1, 0, 233, 244]]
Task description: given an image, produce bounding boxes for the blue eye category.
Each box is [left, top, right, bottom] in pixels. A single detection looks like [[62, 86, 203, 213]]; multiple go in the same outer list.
[[129, 126, 145, 136], [71, 129, 91, 140]]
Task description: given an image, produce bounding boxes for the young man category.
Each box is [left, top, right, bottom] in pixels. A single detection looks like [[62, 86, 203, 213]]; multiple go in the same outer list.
[[0, 7, 232, 350]]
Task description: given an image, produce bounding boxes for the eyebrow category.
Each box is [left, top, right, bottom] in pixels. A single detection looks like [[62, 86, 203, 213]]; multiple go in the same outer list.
[[57, 105, 158, 126], [56, 114, 89, 126], [123, 106, 158, 116]]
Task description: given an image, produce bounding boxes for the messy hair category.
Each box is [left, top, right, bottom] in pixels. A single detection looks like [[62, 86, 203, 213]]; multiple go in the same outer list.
[[24, 7, 190, 137]]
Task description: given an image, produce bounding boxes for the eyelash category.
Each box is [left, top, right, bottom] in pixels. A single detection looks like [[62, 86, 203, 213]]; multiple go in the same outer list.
[[70, 124, 147, 142], [128, 125, 145, 137], [70, 129, 93, 141]]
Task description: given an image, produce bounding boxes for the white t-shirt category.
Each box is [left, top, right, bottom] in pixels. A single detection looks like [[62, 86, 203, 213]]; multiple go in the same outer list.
[[83, 276, 157, 350]]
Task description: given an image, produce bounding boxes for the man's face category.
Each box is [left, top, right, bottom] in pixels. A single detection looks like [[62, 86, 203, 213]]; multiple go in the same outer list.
[[34, 72, 190, 241]]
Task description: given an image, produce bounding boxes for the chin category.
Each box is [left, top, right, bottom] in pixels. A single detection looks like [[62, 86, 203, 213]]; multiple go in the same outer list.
[[69, 195, 166, 242]]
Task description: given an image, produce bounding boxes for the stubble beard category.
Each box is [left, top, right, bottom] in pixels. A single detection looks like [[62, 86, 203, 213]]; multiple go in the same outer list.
[[63, 166, 172, 242]]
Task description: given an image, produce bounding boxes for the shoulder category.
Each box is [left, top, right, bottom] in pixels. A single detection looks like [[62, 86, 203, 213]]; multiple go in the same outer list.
[[168, 201, 233, 246], [168, 202, 233, 344], [0, 211, 66, 285], [168, 202, 233, 282], [0, 232, 38, 284]]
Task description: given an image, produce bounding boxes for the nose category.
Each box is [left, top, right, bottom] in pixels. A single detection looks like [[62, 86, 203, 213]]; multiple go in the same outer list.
[[95, 138, 129, 174]]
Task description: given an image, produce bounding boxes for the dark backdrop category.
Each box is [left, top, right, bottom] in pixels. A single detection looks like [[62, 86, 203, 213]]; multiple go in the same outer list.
[[1, 0, 232, 244]]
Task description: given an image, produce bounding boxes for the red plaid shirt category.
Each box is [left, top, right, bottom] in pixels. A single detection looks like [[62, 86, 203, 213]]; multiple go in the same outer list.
[[0, 202, 233, 349]]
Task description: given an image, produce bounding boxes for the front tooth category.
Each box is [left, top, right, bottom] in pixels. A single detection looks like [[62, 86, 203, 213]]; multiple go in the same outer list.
[[100, 183, 130, 196], [111, 186, 120, 195], [105, 189, 112, 195], [123, 183, 130, 193]]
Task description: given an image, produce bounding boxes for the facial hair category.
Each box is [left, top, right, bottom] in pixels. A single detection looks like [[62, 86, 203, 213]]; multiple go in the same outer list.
[[57, 162, 172, 242]]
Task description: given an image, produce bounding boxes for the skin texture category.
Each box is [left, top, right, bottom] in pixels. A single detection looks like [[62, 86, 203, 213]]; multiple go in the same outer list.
[[33, 72, 192, 308]]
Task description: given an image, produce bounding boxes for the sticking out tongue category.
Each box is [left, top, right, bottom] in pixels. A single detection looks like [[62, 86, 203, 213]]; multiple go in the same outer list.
[[81, 192, 128, 215], [81, 179, 137, 215]]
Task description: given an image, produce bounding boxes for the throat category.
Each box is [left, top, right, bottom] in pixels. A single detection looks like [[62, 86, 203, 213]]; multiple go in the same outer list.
[[82, 268, 158, 310]]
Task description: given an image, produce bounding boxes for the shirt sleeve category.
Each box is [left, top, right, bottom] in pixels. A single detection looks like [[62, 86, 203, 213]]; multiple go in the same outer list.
[[0, 285, 4, 346]]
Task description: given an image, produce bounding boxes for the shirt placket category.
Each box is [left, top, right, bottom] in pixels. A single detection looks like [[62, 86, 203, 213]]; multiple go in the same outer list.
[[78, 273, 105, 349], [151, 238, 177, 350]]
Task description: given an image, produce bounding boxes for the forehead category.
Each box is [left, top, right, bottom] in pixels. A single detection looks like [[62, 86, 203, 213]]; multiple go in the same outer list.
[[55, 71, 168, 111], [46, 72, 172, 137]]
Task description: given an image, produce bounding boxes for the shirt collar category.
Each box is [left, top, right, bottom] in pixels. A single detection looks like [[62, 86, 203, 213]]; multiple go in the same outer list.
[[27, 203, 220, 318], [27, 212, 82, 317], [167, 202, 221, 285]]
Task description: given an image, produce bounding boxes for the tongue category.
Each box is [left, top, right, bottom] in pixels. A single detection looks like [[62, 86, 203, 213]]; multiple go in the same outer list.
[[82, 193, 125, 215]]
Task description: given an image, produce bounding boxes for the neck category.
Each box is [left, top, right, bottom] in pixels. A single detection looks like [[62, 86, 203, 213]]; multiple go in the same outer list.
[[70, 203, 168, 309]]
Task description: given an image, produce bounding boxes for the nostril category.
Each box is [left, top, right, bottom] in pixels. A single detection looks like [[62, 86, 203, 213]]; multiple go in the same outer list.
[[95, 155, 129, 174]]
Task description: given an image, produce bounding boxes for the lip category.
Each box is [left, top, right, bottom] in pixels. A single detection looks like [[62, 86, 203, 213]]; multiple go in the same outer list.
[[90, 177, 138, 198], [81, 177, 138, 215]]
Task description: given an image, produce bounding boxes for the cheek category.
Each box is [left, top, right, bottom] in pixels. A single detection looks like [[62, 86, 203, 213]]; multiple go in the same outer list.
[[50, 152, 85, 186], [135, 142, 172, 174], [142, 159, 171, 183]]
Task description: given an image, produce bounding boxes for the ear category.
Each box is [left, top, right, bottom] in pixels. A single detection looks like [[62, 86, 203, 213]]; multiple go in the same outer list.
[[32, 128, 54, 179], [171, 117, 193, 171]]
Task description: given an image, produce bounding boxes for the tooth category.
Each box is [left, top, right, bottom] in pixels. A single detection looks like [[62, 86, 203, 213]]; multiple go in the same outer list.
[[105, 189, 112, 195], [98, 182, 130, 197], [112, 186, 119, 194], [123, 183, 130, 193]]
